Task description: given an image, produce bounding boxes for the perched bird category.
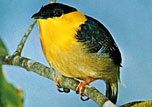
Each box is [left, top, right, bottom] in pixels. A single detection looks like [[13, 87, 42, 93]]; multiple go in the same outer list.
[[32, 3, 122, 104]]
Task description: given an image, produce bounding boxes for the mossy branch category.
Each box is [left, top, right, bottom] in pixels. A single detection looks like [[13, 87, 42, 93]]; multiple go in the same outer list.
[[0, 55, 116, 107]]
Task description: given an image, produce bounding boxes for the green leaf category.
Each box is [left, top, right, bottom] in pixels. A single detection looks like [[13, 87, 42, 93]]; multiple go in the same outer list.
[[0, 37, 9, 56], [0, 66, 24, 107], [0, 37, 23, 107]]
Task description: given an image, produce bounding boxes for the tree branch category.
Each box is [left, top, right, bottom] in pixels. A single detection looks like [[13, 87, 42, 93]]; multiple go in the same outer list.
[[0, 55, 116, 107]]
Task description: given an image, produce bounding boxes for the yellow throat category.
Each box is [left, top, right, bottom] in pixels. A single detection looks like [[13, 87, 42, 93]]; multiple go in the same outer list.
[[37, 11, 86, 51], [37, 11, 88, 78]]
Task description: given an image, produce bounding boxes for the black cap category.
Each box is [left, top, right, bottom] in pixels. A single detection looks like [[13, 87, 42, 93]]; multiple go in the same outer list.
[[32, 3, 77, 19]]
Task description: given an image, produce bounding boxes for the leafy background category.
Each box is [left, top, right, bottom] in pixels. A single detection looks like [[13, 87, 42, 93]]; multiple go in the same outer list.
[[0, 0, 152, 107], [0, 38, 23, 107]]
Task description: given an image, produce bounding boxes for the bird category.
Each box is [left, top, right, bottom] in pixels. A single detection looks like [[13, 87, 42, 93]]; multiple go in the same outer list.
[[32, 3, 122, 104]]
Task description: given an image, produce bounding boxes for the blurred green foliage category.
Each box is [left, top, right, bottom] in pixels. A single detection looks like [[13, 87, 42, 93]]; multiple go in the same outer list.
[[0, 38, 8, 56], [0, 37, 23, 107]]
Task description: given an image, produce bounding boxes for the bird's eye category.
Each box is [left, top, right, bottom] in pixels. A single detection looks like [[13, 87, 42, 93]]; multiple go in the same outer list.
[[53, 9, 63, 17]]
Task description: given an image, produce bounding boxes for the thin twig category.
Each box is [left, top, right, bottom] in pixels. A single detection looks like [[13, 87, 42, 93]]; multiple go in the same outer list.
[[13, 20, 36, 56], [13, 0, 56, 56]]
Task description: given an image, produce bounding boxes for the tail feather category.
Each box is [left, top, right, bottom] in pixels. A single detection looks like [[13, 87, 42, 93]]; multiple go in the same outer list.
[[105, 80, 118, 104]]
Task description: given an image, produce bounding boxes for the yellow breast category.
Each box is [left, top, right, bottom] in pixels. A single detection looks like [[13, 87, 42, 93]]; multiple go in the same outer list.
[[37, 11, 117, 80]]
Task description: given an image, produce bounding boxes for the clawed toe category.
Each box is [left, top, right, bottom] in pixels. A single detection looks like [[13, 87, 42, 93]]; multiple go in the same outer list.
[[76, 91, 89, 101], [57, 87, 70, 93], [80, 95, 90, 101], [76, 78, 96, 101], [55, 76, 70, 93]]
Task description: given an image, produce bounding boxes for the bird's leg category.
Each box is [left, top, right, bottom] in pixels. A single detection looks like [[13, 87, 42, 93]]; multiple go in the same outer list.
[[54, 76, 63, 92], [76, 78, 96, 101], [54, 76, 70, 93]]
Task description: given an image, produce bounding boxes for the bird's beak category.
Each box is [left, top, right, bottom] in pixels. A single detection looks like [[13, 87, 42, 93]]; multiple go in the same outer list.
[[32, 12, 41, 19]]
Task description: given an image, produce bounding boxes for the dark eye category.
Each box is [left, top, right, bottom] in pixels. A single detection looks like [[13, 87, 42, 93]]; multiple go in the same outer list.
[[54, 9, 63, 17]]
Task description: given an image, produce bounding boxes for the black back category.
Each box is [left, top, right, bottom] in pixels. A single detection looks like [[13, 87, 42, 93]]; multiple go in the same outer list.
[[76, 16, 122, 66]]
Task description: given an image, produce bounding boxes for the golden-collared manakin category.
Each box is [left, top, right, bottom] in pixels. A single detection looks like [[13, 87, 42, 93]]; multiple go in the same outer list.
[[32, 3, 122, 104]]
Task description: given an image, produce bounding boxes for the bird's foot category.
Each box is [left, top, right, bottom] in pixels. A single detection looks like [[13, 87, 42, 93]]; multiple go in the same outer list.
[[76, 78, 96, 101], [54, 76, 70, 93]]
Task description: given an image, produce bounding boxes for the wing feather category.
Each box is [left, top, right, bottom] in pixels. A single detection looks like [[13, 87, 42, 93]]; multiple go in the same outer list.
[[76, 16, 122, 66]]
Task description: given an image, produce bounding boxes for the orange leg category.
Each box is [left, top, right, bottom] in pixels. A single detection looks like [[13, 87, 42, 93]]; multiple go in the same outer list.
[[54, 76, 70, 93], [54, 76, 61, 90], [76, 78, 96, 96]]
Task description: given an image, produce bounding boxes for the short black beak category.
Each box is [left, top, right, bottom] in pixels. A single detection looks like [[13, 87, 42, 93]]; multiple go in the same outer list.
[[32, 12, 41, 19]]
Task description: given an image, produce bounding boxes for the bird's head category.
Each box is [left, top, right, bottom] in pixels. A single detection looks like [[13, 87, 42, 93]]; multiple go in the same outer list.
[[32, 3, 77, 19]]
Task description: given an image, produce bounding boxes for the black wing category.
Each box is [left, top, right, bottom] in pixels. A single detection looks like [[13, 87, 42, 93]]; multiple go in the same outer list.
[[76, 16, 122, 66]]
